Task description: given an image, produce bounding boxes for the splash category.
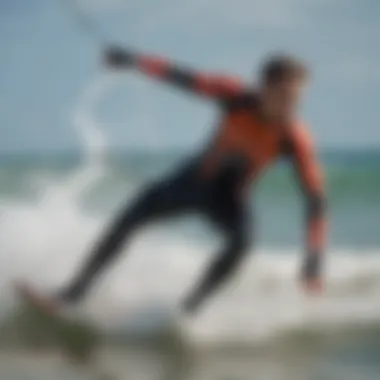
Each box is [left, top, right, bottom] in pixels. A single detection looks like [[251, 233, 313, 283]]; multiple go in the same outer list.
[[0, 73, 119, 299]]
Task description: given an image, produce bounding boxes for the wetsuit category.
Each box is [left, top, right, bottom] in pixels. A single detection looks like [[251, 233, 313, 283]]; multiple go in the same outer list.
[[58, 51, 327, 313]]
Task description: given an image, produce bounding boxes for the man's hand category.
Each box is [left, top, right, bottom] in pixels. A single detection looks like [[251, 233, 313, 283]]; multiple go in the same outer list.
[[301, 254, 323, 295], [104, 46, 136, 69], [302, 276, 323, 295]]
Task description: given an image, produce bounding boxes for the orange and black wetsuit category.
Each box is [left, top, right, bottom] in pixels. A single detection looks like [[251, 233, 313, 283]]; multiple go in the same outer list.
[[58, 51, 327, 313]]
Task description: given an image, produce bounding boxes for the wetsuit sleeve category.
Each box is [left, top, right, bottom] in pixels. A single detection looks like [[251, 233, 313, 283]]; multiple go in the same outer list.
[[136, 53, 246, 99], [105, 47, 246, 99], [287, 126, 328, 280]]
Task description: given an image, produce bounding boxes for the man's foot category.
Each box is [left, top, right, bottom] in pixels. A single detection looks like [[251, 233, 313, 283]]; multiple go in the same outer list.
[[14, 282, 61, 316], [302, 277, 323, 295], [182, 294, 202, 316], [55, 284, 85, 305]]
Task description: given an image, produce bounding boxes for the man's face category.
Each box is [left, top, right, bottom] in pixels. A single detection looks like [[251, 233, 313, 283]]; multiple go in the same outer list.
[[260, 78, 306, 124]]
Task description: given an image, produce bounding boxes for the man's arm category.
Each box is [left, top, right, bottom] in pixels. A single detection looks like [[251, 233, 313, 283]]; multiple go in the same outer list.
[[287, 125, 328, 293], [104, 47, 246, 100]]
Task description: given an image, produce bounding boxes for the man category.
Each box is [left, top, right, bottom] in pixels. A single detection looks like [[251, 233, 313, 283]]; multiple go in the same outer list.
[[55, 47, 327, 314]]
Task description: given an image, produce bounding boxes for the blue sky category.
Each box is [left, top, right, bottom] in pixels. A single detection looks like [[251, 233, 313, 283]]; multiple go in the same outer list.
[[0, 0, 379, 153]]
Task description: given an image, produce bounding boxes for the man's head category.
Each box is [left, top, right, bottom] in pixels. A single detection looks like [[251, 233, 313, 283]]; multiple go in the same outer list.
[[258, 54, 309, 125]]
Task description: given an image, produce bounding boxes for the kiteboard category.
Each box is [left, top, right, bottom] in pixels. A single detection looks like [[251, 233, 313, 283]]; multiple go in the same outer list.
[[13, 282, 192, 379], [13, 282, 99, 365]]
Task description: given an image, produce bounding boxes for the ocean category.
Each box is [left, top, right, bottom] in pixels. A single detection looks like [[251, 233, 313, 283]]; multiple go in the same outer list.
[[0, 77, 379, 379]]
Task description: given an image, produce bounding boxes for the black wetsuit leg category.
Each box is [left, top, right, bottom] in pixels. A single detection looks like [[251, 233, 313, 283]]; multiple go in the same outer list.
[[58, 163, 204, 303], [59, 154, 253, 315], [182, 179, 251, 314]]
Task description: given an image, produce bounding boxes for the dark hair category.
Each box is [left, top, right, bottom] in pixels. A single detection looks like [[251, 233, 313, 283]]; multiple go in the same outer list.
[[261, 54, 309, 85]]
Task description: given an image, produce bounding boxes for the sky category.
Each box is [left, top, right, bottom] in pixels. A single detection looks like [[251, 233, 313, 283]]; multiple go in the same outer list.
[[0, 0, 379, 153]]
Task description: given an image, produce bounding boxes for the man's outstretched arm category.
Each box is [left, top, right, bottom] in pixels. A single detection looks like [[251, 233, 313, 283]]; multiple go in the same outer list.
[[287, 125, 328, 293], [104, 46, 246, 100]]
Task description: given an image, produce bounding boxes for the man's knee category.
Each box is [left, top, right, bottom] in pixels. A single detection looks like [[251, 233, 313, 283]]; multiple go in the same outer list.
[[219, 232, 250, 271], [229, 229, 250, 254], [127, 183, 166, 221], [139, 182, 164, 205]]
